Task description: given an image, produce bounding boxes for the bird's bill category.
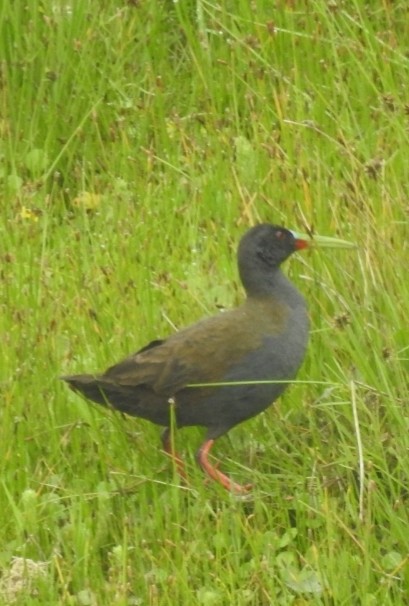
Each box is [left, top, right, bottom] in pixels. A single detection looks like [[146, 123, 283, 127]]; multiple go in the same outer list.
[[291, 230, 356, 249]]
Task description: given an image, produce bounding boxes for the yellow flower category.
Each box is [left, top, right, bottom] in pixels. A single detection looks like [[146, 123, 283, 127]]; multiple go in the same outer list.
[[72, 192, 101, 210], [20, 206, 40, 222]]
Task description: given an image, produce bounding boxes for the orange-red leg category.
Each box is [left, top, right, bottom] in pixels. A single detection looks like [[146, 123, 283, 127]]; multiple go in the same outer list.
[[197, 439, 252, 494], [161, 428, 187, 481]]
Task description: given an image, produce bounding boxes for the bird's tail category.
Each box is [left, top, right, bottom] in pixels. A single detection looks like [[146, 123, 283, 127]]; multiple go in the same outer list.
[[61, 374, 111, 406]]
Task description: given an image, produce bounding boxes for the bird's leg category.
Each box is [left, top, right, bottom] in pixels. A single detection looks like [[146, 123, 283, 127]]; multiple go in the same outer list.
[[161, 427, 187, 481], [197, 439, 252, 494]]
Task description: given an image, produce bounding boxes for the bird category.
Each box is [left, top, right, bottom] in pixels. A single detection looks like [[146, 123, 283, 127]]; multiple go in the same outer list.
[[62, 223, 353, 493]]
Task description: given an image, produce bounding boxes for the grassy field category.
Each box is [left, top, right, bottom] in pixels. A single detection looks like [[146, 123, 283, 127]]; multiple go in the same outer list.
[[1, 0, 408, 603]]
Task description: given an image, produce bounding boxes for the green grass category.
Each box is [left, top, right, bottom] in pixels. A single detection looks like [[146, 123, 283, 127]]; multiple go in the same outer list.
[[1, 0, 408, 603]]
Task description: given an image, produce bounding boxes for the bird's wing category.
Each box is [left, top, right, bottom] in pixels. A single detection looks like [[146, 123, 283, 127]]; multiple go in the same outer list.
[[103, 301, 288, 395]]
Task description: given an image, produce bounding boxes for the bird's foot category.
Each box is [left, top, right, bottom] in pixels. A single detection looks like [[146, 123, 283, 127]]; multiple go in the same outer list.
[[197, 439, 252, 494]]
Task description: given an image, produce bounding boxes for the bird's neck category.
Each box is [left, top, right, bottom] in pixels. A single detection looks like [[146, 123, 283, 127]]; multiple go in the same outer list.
[[243, 268, 304, 308]]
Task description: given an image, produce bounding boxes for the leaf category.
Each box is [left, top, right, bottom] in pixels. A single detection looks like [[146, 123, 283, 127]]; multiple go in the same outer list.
[[382, 551, 403, 571], [25, 148, 48, 175], [280, 566, 324, 595], [278, 528, 298, 549], [7, 174, 23, 192]]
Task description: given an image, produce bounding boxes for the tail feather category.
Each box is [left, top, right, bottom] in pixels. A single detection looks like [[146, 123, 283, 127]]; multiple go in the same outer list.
[[61, 374, 111, 406], [61, 374, 169, 425], [61, 374, 145, 416]]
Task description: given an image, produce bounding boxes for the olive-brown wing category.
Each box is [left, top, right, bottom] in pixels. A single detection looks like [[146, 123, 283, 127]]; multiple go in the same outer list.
[[103, 301, 288, 395]]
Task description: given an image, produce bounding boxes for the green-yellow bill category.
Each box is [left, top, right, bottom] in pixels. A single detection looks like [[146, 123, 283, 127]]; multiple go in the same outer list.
[[291, 230, 356, 249]]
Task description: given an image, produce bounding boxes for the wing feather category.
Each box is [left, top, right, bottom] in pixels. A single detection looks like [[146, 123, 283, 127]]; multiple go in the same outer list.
[[103, 300, 287, 395]]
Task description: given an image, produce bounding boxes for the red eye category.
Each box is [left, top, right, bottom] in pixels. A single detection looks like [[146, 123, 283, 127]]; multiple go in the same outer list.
[[275, 230, 285, 240]]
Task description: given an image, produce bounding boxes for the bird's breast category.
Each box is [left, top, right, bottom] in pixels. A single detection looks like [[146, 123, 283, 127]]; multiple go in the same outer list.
[[238, 296, 309, 379]]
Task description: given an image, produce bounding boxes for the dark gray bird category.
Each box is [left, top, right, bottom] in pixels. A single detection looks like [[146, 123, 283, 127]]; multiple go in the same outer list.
[[62, 224, 353, 492]]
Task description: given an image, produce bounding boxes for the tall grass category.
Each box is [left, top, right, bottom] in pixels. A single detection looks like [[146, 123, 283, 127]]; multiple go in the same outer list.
[[1, 1, 408, 603]]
